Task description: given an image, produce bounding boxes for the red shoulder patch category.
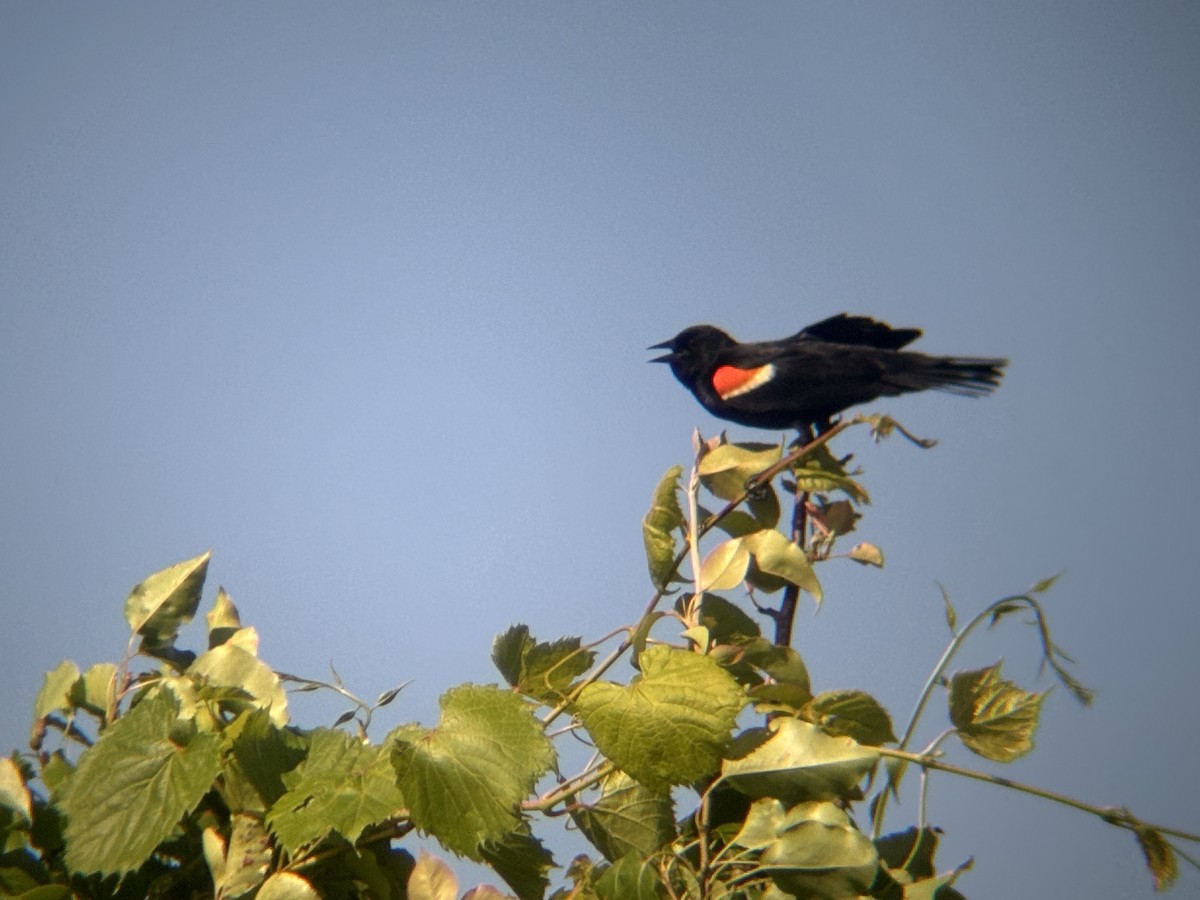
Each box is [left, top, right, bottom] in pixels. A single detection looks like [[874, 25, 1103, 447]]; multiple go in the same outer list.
[[712, 364, 775, 400]]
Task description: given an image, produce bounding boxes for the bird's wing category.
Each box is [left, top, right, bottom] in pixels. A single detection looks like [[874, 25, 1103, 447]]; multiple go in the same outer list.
[[794, 313, 922, 350], [711, 342, 892, 421]]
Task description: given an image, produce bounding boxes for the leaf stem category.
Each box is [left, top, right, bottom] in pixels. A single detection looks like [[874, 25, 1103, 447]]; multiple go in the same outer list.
[[876, 745, 1200, 845]]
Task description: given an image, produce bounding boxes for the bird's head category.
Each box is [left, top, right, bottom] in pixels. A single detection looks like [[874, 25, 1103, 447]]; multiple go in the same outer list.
[[648, 325, 735, 378]]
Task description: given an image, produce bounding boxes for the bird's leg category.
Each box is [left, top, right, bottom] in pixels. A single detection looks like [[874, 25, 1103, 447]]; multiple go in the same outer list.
[[771, 427, 814, 648], [815, 416, 839, 436]]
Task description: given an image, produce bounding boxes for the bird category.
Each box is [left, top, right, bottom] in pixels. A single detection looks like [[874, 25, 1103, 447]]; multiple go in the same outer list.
[[649, 313, 1006, 433]]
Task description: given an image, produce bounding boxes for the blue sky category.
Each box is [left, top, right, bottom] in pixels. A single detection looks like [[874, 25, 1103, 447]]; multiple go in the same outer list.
[[2, 3, 1197, 897]]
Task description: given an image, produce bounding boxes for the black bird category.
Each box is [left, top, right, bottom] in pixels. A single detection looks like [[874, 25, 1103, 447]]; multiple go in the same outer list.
[[650, 314, 1006, 432]]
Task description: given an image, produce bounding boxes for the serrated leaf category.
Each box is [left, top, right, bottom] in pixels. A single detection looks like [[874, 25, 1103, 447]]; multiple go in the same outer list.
[[224, 708, 307, 812], [57, 690, 222, 875], [189, 636, 289, 726], [743, 529, 822, 602], [574, 646, 744, 791], [642, 465, 685, 590], [266, 727, 404, 854], [722, 719, 878, 804], [697, 538, 751, 592], [848, 542, 884, 568], [593, 851, 663, 900], [480, 826, 555, 900], [1134, 825, 1178, 891], [807, 690, 897, 745], [492, 625, 595, 704], [948, 663, 1047, 762], [572, 771, 675, 863], [124, 551, 211, 648], [34, 661, 80, 720], [392, 685, 554, 859]]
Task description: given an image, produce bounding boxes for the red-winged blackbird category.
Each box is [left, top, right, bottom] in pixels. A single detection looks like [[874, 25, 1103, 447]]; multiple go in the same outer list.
[[650, 314, 1006, 432]]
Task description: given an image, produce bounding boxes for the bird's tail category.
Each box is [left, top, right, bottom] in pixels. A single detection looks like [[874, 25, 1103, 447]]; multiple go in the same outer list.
[[885, 355, 1008, 397]]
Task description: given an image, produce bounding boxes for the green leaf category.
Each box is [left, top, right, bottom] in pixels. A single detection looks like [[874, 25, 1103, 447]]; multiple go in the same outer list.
[[492, 625, 595, 704], [593, 851, 663, 900], [791, 444, 870, 503], [688, 593, 761, 644], [205, 586, 243, 648], [743, 530, 822, 602], [697, 538, 750, 592], [875, 826, 941, 880], [806, 690, 897, 745], [223, 708, 307, 812], [1030, 572, 1063, 594], [902, 874, 969, 900], [0, 757, 32, 827], [124, 550, 211, 649], [722, 719, 879, 804], [572, 770, 675, 863], [189, 634, 289, 726], [937, 583, 958, 633], [3, 888, 73, 900], [948, 663, 1047, 762], [258, 872, 321, 900], [698, 442, 783, 500], [818, 499, 859, 535], [741, 639, 812, 693], [848, 542, 884, 568], [34, 661, 80, 720], [407, 851, 459, 900], [711, 508, 766, 538], [57, 690, 222, 875], [1134, 824, 1178, 892], [574, 646, 744, 791], [735, 799, 880, 898], [479, 826, 556, 900], [69, 663, 117, 719], [266, 727, 405, 854], [642, 465, 685, 590], [392, 685, 554, 859], [210, 813, 272, 898]]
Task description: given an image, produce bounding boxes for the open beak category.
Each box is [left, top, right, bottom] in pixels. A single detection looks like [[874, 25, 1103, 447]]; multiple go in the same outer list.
[[648, 339, 677, 363]]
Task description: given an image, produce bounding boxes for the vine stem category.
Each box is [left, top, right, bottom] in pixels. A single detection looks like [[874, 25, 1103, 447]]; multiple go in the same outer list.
[[871, 592, 1038, 839], [875, 745, 1200, 846]]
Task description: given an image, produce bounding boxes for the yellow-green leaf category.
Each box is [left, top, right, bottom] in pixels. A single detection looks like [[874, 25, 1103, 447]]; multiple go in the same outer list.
[[642, 466, 685, 590], [848, 542, 884, 568], [948, 663, 1046, 762], [698, 538, 750, 592]]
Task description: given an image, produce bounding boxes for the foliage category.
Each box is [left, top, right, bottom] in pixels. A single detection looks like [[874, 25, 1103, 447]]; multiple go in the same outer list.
[[3, 414, 1195, 898]]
